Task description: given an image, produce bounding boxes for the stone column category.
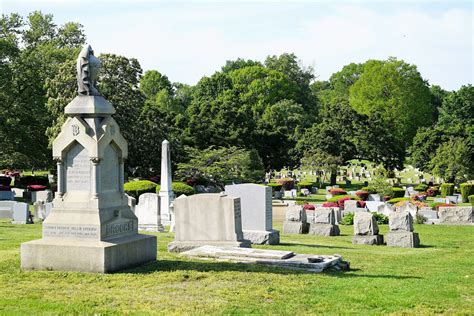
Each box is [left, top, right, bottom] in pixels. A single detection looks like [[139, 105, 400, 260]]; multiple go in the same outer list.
[[91, 157, 101, 199], [54, 157, 64, 198], [159, 140, 174, 225]]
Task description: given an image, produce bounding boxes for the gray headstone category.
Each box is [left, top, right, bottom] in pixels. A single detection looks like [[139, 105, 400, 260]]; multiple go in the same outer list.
[[135, 193, 163, 232], [368, 194, 381, 202], [0, 200, 15, 219], [313, 208, 336, 225], [366, 201, 384, 212], [353, 212, 379, 235], [12, 202, 29, 224], [389, 211, 414, 232], [0, 191, 14, 201]]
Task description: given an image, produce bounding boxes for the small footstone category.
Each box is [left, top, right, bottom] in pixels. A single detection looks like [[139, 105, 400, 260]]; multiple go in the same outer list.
[[309, 224, 340, 236], [352, 235, 384, 245], [283, 221, 309, 234], [386, 231, 420, 248]]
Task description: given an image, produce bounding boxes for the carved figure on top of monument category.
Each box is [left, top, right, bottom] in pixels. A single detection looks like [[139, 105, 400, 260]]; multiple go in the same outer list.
[[77, 44, 101, 96]]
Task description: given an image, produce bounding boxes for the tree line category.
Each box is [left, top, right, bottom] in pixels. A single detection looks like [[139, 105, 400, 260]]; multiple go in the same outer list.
[[1, 12, 472, 184]]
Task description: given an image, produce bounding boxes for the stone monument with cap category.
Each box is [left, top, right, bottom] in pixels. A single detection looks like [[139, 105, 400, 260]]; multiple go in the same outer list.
[[21, 44, 157, 273]]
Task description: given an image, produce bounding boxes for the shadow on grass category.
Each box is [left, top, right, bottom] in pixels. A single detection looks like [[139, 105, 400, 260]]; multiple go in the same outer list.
[[329, 271, 422, 280], [120, 259, 313, 275], [418, 244, 435, 248], [279, 242, 352, 250]]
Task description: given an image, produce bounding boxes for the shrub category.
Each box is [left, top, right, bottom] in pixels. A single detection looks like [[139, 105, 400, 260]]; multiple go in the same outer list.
[[124, 180, 157, 199], [327, 195, 360, 203], [361, 185, 376, 194], [296, 181, 314, 189], [426, 187, 439, 197], [415, 214, 428, 224], [276, 178, 294, 190], [469, 195, 474, 206], [391, 187, 405, 198], [371, 212, 388, 224], [322, 202, 339, 208], [460, 183, 474, 203], [267, 182, 283, 192], [156, 182, 195, 197], [387, 197, 411, 204], [355, 190, 369, 201], [357, 200, 366, 208], [340, 212, 354, 225], [440, 183, 454, 197], [329, 188, 347, 195], [414, 184, 428, 191], [411, 192, 427, 201], [303, 204, 315, 210]]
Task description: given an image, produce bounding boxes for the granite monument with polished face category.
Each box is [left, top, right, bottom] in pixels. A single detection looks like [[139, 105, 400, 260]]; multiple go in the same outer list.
[[21, 45, 157, 273]]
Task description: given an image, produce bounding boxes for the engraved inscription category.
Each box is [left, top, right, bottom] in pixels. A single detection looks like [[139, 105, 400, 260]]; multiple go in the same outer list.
[[105, 220, 133, 237], [65, 143, 91, 192], [43, 224, 99, 239], [265, 190, 273, 230]]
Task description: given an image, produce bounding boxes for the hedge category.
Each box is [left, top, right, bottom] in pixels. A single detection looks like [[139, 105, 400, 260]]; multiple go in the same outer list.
[[460, 183, 474, 203], [267, 182, 283, 192], [469, 195, 474, 206], [414, 184, 428, 191], [440, 183, 454, 197], [156, 182, 195, 197], [327, 195, 360, 203], [361, 185, 376, 194], [391, 187, 405, 198], [296, 181, 314, 189], [387, 197, 410, 204], [124, 180, 157, 199]]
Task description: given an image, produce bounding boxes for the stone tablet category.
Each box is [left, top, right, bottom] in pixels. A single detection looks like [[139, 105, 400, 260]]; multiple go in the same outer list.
[[399, 203, 417, 217], [368, 194, 381, 202], [168, 193, 250, 252], [438, 206, 473, 224], [225, 183, 279, 245], [378, 203, 394, 216], [283, 205, 309, 234], [313, 208, 336, 225], [389, 211, 414, 232], [12, 202, 29, 224], [135, 193, 164, 232], [353, 212, 379, 235], [31, 190, 52, 203]]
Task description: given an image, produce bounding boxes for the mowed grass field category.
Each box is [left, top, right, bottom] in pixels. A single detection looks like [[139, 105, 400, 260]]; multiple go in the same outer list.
[[0, 220, 473, 314]]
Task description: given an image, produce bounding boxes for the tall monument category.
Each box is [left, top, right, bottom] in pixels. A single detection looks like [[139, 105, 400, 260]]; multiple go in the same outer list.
[[21, 45, 157, 273], [159, 140, 174, 226]]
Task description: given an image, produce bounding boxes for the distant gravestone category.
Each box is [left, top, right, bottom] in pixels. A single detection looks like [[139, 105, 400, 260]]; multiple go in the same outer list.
[[0, 191, 14, 201], [399, 203, 417, 217], [344, 200, 359, 212], [386, 211, 420, 248], [377, 203, 395, 216], [168, 193, 251, 252], [366, 201, 384, 213], [135, 193, 164, 232], [368, 194, 381, 202], [283, 205, 309, 234], [0, 201, 15, 219], [438, 206, 473, 224], [31, 190, 52, 203], [352, 212, 383, 245], [445, 195, 458, 204], [225, 184, 279, 245], [12, 202, 29, 224], [418, 208, 439, 224]]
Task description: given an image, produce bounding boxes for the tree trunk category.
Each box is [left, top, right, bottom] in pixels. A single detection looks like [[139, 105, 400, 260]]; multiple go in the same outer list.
[[330, 171, 337, 185]]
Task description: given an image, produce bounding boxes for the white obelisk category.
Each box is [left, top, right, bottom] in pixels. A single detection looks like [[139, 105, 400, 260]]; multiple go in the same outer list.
[[159, 140, 174, 226]]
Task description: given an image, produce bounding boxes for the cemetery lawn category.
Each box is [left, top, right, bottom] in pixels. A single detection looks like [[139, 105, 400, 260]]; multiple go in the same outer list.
[[0, 221, 473, 315]]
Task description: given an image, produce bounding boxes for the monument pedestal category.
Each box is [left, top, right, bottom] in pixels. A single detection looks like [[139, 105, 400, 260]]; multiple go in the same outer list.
[[352, 235, 384, 245], [21, 234, 156, 273], [309, 224, 340, 236], [243, 229, 280, 245]]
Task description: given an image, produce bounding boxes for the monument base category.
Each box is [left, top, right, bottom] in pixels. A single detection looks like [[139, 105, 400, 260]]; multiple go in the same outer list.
[[167, 240, 251, 253], [386, 231, 420, 248], [21, 234, 157, 273], [243, 229, 280, 245], [282, 221, 309, 234], [352, 235, 384, 245], [309, 224, 340, 236], [138, 224, 164, 232]]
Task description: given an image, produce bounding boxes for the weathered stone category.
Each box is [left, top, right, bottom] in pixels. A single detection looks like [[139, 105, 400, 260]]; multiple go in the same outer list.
[[0, 200, 14, 219], [378, 203, 394, 216], [283, 221, 309, 234], [344, 200, 359, 212], [399, 203, 417, 217], [168, 193, 250, 252], [353, 212, 379, 235], [386, 231, 420, 248], [285, 205, 307, 222], [389, 211, 414, 232], [438, 206, 473, 224], [225, 183, 279, 245], [135, 193, 164, 232], [309, 223, 340, 236], [352, 235, 384, 245], [21, 45, 156, 273], [313, 208, 336, 224], [368, 194, 381, 201], [159, 140, 174, 226], [31, 190, 52, 203]]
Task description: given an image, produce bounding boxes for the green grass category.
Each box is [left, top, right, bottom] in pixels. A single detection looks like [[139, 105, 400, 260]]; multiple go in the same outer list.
[[0, 220, 473, 314]]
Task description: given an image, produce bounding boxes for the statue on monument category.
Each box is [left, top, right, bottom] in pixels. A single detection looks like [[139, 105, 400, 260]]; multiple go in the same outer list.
[[77, 44, 101, 96]]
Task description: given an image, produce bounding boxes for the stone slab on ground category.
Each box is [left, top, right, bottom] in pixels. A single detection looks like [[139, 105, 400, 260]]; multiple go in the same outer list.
[[21, 234, 157, 273], [386, 231, 420, 248], [352, 235, 384, 245], [168, 240, 251, 253], [181, 245, 349, 273]]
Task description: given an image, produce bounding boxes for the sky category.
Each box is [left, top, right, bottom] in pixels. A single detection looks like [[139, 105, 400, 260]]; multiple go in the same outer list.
[[1, 0, 473, 90]]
